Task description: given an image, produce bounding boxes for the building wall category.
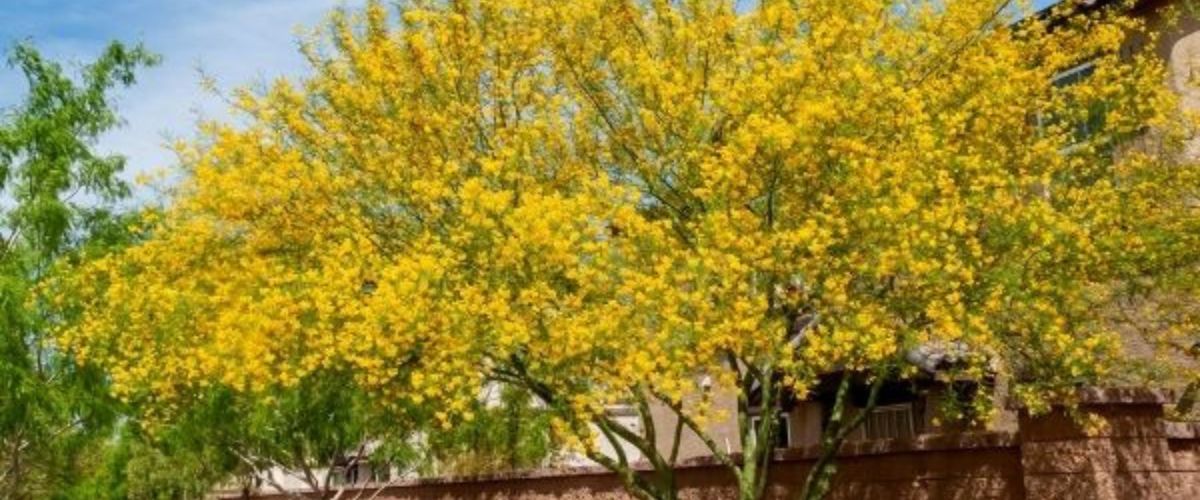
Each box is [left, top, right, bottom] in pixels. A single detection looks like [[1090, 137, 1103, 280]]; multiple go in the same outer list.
[[1132, 0, 1200, 160], [227, 388, 1200, 500], [647, 385, 742, 463]]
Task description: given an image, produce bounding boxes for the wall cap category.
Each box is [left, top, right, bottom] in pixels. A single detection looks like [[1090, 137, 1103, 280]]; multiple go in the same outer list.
[[1165, 420, 1200, 440], [1076, 386, 1177, 405], [1007, 386, 1178, 409]]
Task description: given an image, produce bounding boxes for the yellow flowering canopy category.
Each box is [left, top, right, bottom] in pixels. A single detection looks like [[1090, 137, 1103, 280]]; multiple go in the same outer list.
[[48, 0, 1199, 443]]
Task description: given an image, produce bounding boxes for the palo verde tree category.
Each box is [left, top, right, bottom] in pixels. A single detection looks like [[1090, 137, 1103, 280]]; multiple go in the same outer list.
[[46, 1, 1200, 499]]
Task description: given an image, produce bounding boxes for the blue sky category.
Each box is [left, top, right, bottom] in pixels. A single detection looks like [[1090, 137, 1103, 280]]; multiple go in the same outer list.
[[1, 0, 1061, 189], [0, 0, 337, 191]]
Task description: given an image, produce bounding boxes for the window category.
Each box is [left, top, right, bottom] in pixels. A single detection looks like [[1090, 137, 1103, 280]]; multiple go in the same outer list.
[[345, 463, 362, 484], [1040, 61, 1106, 145], [1052, 61, 1096, 88], [331, 461, 378, 486], [864, 403, 915, 440], [750, 413, 792, 449]]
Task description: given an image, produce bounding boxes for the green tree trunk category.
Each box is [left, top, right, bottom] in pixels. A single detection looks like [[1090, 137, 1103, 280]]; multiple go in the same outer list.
[[800, 370, 887, 500]]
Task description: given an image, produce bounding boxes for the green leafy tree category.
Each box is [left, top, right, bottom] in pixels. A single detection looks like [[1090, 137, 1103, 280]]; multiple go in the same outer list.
[[0, 41, 157, 498], [62, 378, 392, 500], [61, 423, 220, 500], [421, 385, 556, 475]]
